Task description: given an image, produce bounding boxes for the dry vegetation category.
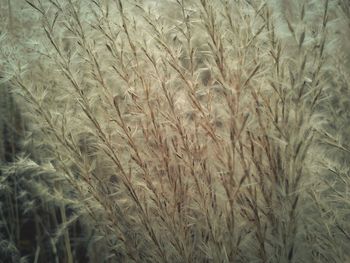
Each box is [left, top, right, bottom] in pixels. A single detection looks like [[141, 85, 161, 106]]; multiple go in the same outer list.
[[0, 0, 350, 262]]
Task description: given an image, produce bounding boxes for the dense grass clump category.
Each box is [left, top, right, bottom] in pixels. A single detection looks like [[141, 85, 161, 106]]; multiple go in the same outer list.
[[0, 0, 350, 262]]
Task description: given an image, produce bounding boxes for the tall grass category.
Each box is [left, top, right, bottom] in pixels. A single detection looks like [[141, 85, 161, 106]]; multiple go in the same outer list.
[[0, 0, 349, 262]]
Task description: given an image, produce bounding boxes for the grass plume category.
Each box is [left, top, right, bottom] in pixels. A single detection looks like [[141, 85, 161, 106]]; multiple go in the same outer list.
[[0, 0, 349, 262]]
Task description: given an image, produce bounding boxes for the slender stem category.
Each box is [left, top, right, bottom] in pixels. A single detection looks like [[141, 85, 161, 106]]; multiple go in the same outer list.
[[7, 0, 13, 32]]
